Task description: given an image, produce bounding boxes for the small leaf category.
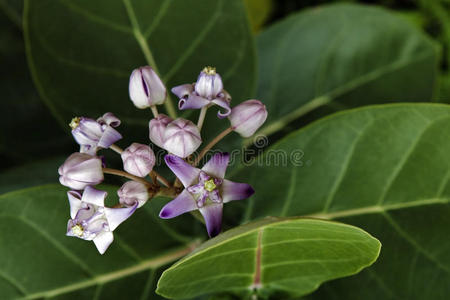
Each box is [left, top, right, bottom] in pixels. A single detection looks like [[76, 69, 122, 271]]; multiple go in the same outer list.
[[157, 217, 380, 299], [254, 4, 438, 140]]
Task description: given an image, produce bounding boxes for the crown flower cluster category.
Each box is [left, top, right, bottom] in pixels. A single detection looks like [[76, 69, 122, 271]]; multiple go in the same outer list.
[[58, 65, 267, 254]]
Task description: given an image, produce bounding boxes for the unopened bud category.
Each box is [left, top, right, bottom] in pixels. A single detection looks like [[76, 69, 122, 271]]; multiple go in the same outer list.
[[163, 118, 201, 158], [149, 114, 173, 148], [129, 66, 166, 108], [58, 153, 104, 190], [118, 181, 149, 208], [228, 100, 267, 138], [121, 143, 155, 177]]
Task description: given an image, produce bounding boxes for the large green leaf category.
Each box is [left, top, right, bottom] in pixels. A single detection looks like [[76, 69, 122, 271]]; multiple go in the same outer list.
[[0, 184, 202, 299], [157, 217, 380, 299], [253, 4, 438, 142], [231, 103, 450, 299], [0, 5, 70, 167], [23, 0, 255, 138]]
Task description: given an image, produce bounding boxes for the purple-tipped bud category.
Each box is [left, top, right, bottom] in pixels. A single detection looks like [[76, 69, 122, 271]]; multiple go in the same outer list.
[[121, 143, 155, 177], [163, 118, 201, 158], [228, 100, 268, 138], [70, 113, 122, 155], [129, 66, 166, 108], [194, 66, 223, 99], [149, 114, 173, 148], [58, 153, 104, 190], [118, 181, 149, 208]]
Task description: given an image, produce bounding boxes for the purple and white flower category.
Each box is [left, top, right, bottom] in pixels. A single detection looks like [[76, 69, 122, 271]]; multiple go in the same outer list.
[[58, 153, 104, 190], [129, 66, 166, 109], [66, 186, 138, 254], [159, 153, 254, 237], [172, 67, 232, 118], [163, 118, 202, 158], [228, 100, 268, 138], [70, 112, 122, 155], [121, 143, 156, 177], [149, 114, 173, 148], [118, 181, 149, 208]]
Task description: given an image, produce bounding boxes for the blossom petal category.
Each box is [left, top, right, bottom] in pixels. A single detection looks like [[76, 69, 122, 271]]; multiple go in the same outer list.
[[178, 94, 209, 110], [164, 155, 200, 187], [98, 126, 122, 148], [171, 84, 193, 98], [93, 231, 114, 255], [159, 190, 197, 219], [82, 186, 107, 207], [199, 203, 223, 237], [201, 152, 229, 179], [221, 179, 255, 203], [211, 98, 231, 118], [97, 112, 121, 127], [104, 201, 138, 231], [68, 191, 83, 219]]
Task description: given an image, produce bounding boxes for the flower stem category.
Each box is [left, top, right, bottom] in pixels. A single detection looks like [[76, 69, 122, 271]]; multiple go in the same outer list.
[[103, 168, 152, 187], [193, 127, 233, 166], [197, 106, 208, 131], [150, 105, 159, 118], [150, 170, 171, 187], [109, 144, 124, 154]]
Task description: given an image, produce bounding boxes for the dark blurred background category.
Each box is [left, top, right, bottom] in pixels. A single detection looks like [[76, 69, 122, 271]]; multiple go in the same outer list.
[[1, 0, 449, 171]]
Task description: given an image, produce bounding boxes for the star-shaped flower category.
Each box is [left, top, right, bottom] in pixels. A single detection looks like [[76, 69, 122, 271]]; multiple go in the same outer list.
[[159, 153, 254, 237]]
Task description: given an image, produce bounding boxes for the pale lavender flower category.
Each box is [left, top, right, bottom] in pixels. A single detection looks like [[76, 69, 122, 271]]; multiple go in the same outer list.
[[118, 181, 149, 208], [129, 66, 166, 108], [70, 112, 122, 155], [58, 153, 104, 190], [159, 153, 254, 237], [149, 114, 173, 148], [163, 118, 201, 158], [228, 100, 268, 137], [172, 67, 232, 118], [66, 186, 138, 254], [121, 143, 155, 177]]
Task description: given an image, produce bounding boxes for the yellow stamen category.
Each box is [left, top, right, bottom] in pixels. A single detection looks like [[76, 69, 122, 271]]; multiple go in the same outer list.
[[69, 117, 80, 130], [71, 224, 84, 237], [204, 179, 217, 192], [203, 66, 216, 75]]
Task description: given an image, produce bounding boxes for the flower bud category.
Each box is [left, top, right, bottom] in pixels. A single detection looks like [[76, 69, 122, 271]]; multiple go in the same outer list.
[[163, 118, 201, 158], [121, 143, 155, 177], [149, 114, 173, 148], [228, 100, 268, 138], [194, 66, 223, 99], [118, 181, 149, 208], [58, 153, 104, 190], [129, 66, 166, 108]]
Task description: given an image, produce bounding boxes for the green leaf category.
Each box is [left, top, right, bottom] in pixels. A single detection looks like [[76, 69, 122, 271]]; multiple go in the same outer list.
[[157, 217, 380, 299], [0, 184, 202, 299], [0, 5, 70, 166], [23, 0, 255, 134], [253, 4, 438, 142], [232, 103, 450, 299]]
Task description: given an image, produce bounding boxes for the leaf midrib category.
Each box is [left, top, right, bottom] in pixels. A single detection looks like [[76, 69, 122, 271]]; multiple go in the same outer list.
[[307, 197, 449, 220]]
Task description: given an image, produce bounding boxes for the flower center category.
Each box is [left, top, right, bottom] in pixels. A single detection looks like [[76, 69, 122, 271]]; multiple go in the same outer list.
[[71, 224, 84, 237], [203, 66, 216, 75], [204, 179, 217, 192], [69, 117, 80, 130]]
